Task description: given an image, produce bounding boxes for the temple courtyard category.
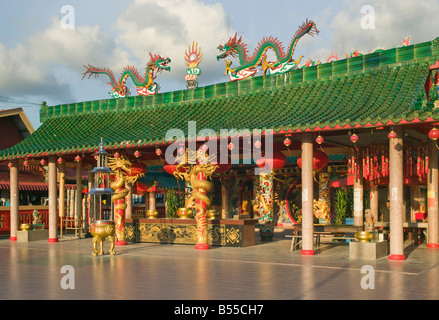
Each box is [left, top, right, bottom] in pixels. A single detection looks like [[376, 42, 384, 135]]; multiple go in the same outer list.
[[1, 229, 438, 301]]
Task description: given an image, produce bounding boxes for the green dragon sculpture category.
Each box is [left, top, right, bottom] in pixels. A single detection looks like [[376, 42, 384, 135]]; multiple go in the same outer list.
[[217, 19, 319, 81], [82, 53, 171, 98]]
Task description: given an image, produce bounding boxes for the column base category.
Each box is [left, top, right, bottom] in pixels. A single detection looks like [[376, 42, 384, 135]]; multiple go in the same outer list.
[[9, 237, 17, 241], [48, 238, 58, 243], [194, 243, 210, 250], [388, 254, 405, 261], [427, 243, 439, 248], [115, 240, 127, 246], [301, 250, 315, 256]]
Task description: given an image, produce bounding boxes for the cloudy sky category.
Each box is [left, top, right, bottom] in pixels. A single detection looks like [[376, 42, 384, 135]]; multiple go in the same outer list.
[[1, 0, 439, 129]]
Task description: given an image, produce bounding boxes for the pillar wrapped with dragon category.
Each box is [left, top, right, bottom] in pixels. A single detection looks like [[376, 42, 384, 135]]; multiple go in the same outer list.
[[82, 53, 171, 98], [108, 155, 145, 245], [173, 149, 218, 250], [216, 19, 319, 81]]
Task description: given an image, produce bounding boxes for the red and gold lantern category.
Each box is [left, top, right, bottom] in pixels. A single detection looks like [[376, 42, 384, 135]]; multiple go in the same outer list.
[[256, 151, 286, 172], [134, 150, 141, 158], [297, 149, 329, 171]]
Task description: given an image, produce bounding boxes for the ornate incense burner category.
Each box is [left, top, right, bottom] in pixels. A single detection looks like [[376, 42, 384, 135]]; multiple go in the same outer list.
[[355, 231, 373, 243], [90, 220, 116, 256]]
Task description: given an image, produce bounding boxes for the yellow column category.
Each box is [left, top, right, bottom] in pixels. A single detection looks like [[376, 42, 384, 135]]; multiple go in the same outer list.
[[301, 133, 314, 255], [9, 159, 19, 241]]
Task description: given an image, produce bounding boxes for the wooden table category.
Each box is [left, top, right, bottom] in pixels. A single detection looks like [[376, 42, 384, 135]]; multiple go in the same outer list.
[[374, 221, 428, 245], [288, 224, 363, 251], [292, 224, 363, 235]]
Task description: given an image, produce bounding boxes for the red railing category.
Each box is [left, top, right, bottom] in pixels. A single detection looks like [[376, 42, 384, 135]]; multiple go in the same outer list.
[[0, 207, 84, 234]]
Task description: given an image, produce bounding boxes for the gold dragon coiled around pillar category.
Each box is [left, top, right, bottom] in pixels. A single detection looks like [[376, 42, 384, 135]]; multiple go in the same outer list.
[[186, 165, 214, 244], [110, 176, 129, 239]]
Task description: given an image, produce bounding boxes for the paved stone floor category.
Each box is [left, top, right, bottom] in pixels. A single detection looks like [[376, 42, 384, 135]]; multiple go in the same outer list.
[[0, 229, 438, 302]]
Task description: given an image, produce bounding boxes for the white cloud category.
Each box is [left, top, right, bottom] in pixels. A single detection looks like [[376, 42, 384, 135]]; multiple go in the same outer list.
[[114, 0, 233, 89], [316, 0, 439, 60]]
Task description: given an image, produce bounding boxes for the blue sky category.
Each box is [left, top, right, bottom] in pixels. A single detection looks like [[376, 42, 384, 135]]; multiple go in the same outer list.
[[1, 0, 439, 129]]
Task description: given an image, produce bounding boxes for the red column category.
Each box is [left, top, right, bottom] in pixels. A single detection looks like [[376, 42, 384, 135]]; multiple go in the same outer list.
[[301, 133, 314, 255], [388, 126, 404, 260], [9, 159, 19, 241]]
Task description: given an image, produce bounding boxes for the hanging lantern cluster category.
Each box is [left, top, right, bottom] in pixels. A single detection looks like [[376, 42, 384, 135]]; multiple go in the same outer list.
[[348, 146, 389, 180], [405, 144, 428, 180]]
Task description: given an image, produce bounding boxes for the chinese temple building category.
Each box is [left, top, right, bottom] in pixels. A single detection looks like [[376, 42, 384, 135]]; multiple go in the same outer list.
[[2, 35, 439, 260]]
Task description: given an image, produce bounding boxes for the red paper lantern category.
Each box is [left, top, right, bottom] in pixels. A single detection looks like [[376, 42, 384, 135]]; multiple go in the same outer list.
[[163, 163, 186, 175], [23, 159, 29, 166], [155, 148, 162, 156], [7, 162, 13, 168], [134, 150, 141, 158], [129, 163, 146, 176], [256, 151, 286, 171], [388, 130, 397, 140], [350, 133, 359, 144], [228, 143, 234, 151], [40, 159, 46, 166], [254, 140, 261, 149], [283, 137, 292, 147], [297, 149, 329, 171], [114, 152, 120, 158], [57, 157, 63, 164], [75, 155, 81, 162], [428, 127, 439, 141], [316, 135, 324, 145]]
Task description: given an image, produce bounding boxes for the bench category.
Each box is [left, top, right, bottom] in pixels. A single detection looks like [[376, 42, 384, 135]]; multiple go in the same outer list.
[[286, 231, 331, 251], [286, 232, 356, 251]]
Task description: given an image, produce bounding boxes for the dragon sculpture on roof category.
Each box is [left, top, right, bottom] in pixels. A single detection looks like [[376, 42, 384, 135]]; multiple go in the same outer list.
[[216, 19, 319, 81], [82, 53, 171, 98]]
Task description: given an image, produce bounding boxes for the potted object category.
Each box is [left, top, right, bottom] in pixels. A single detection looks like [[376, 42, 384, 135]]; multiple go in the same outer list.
[[146, 209, 159, 219], [177, 208, 193, 219], [20, 223, 31, 231], [355, 231, 373, 242], [335, 187, 354, 225], [207, 209, 219, 220]]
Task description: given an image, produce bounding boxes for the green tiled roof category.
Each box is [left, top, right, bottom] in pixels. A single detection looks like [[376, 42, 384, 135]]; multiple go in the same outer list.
[[2, 38, 439, 160]]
